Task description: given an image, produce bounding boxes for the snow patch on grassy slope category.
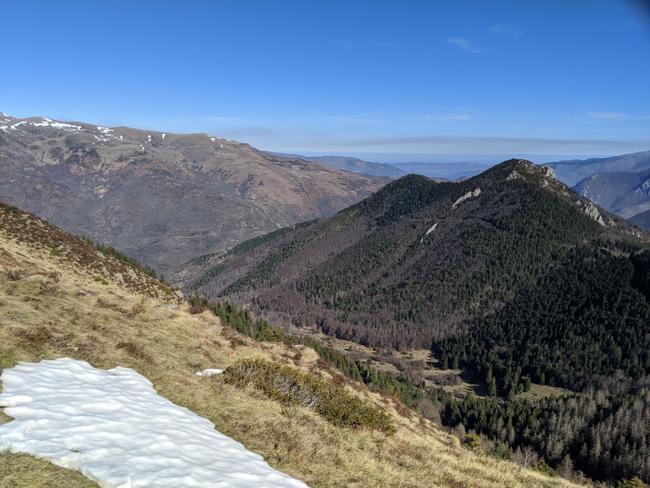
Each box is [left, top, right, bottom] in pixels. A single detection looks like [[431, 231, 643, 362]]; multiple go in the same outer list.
[[0, 358, 308, 487]]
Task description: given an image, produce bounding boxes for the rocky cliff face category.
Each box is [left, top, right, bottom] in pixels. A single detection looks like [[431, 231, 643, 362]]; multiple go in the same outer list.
[[0, 113, 387, 274]]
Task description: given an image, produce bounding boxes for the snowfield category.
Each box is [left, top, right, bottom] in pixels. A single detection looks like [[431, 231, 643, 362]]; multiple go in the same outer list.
[[0, 358, 309, 487]]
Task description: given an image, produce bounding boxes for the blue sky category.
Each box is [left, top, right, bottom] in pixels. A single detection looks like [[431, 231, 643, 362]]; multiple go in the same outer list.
[[2, 0, 649, 161]]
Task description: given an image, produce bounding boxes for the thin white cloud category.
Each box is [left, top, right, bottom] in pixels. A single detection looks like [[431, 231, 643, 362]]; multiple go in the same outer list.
[[333, 40, 354, 49], [445, 37, 481, 53], [330, 115, 383, 124], [370, 41, 405, 48], [489, 25, 523, 38], [586, 112, 650, 121], [587, 112, 630, 120], [417, 113, 473, 121]]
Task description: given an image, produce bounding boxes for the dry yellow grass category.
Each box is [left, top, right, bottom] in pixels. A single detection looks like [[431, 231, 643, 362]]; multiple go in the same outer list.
[[0, 453, 97, 488], [0, 213, 586, 488]]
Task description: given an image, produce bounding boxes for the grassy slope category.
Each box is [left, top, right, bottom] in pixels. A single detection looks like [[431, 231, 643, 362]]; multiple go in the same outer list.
[[0, 207, 583, 488]]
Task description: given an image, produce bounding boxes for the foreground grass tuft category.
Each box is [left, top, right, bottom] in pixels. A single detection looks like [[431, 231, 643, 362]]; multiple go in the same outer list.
[[0, 453, 97, 488]]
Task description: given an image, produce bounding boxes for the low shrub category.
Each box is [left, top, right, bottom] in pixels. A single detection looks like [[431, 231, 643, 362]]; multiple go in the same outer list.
[[617, 478, 649, 488], [130, 299, 146, 317], [189, 304, 206, 315], [116, 341, 153, 363], [223, 358, 395, 434], [462, 432, 482, 450], [15, 326, 52, 352]]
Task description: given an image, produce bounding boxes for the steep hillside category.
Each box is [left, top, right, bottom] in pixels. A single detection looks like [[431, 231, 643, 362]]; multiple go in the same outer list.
[[573, 169, 650, 220], [0, 202, 582, 487], [632, 209, 650, 230], [548, 150, 650, 186], [180, 160, 644, 350], [0, 113, 386, 275]]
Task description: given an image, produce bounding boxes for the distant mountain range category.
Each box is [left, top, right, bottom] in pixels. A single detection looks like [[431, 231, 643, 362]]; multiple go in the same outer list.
[[271, 153, 406, 178], [275, 152, 495, 180], [388, 161, 492, 180], [573, 169, 650, 218], [0, 113, 387, 275], [547, 150, 650, 186], [546, 150, 650, 226]]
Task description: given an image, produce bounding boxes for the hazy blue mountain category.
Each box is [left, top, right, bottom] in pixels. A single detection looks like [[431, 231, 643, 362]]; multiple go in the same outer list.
[[389, 161, 492, 180], [271, 152, 493, 180], [548, 150, 650, 186], [632, 209, 650, 230], [573, 169, 650, 219], [270, 152, 405, 178]]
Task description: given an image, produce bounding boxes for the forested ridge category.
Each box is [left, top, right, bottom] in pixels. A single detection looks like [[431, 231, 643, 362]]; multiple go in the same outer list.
[[185, 160, 633, 349], [434, 244, 650, 392]]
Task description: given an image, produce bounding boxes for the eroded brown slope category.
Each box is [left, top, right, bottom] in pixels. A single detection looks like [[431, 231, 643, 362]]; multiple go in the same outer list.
[[0, 113, 387, 275]]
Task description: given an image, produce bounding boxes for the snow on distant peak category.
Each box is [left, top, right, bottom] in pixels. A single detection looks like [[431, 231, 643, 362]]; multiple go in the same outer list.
[[93, 127, 114, 143], [30, 118, 53, 126], [0, 358, 309, 488], [9, 121, 28, 129], [0, 113, 12, 128], [41, 119, 82, 131], [8, 118, 82, 132]]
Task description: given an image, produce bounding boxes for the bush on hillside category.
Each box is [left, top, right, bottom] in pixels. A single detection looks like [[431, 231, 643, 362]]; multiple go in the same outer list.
[[223, 358, 395, 434]]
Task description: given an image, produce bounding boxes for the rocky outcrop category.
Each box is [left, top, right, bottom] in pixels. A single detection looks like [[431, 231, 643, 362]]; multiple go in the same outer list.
[[452, 188, 481, 209], [576, 200, 606, 226]]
